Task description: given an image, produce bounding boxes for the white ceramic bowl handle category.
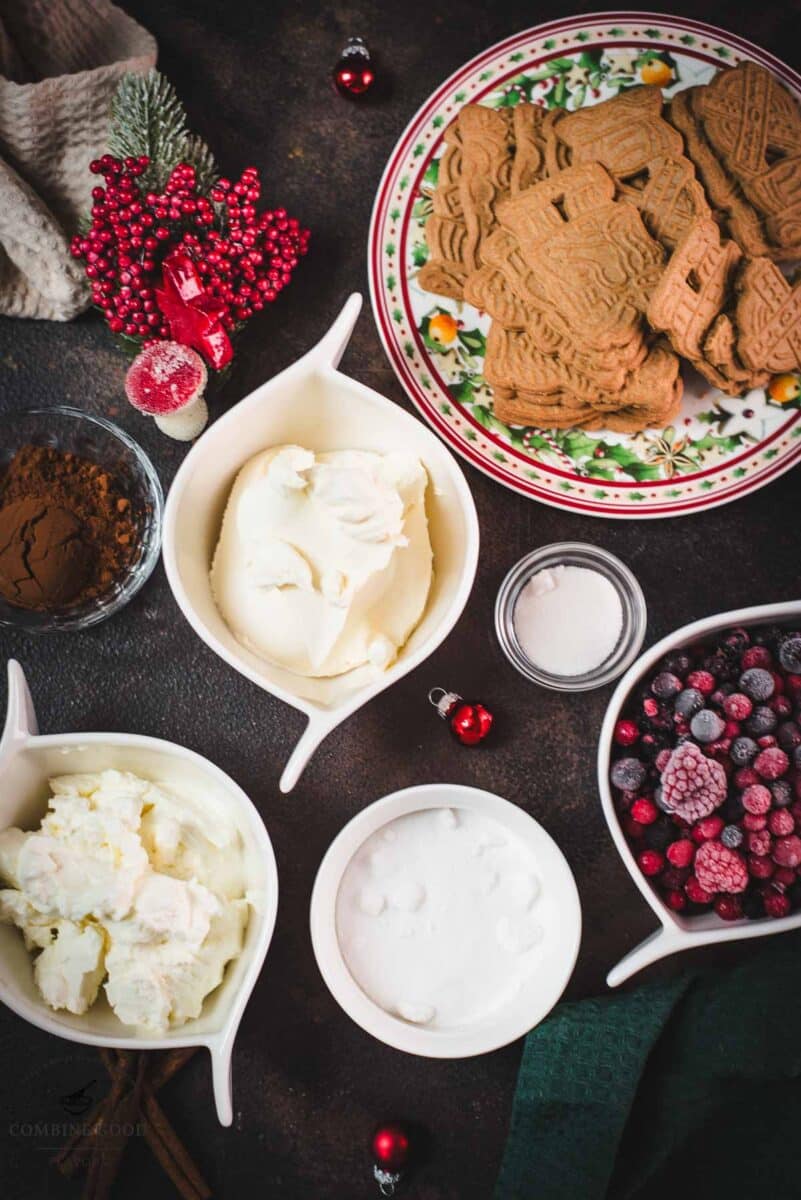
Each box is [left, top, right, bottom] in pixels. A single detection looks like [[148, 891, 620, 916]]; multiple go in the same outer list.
[[311, 292, 362, 369], [606, 926, 685, 987], [279, 714, 334, 794], [209, 1041, 234, 1126], [1, 660, 37, 764]]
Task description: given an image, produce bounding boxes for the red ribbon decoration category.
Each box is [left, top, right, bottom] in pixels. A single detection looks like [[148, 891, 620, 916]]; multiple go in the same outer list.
[[155, 251, 233, 369]]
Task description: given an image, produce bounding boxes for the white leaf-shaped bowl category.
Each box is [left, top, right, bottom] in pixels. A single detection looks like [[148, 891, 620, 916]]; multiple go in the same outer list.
[[599, 601, 801, 987], [162, 294, 479, 792], [0, 660, 278, 1125]]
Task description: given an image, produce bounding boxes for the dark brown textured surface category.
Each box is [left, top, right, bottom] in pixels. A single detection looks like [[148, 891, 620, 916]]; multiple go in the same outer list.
[[0, 3, 800, 1197]]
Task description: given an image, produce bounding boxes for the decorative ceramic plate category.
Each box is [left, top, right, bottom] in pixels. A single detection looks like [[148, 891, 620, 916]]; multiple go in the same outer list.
[[368, 12, 801, 518]]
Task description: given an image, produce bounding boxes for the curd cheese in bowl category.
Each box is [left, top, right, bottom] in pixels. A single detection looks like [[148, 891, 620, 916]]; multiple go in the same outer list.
[[210, 444, 433, 677]]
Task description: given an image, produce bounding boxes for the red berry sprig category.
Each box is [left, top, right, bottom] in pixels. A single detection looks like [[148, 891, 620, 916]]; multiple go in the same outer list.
[[70, 155, 309, 362]]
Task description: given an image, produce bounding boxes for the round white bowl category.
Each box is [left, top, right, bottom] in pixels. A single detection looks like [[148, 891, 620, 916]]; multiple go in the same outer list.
[[599, 600, 801, 988], [310, 783, 581, 1057], [0, 660, 278, 1125], [162, 293, 479, 793]]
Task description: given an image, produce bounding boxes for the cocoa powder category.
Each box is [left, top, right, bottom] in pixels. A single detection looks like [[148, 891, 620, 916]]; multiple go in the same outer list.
[[0, 445, 139, 611]]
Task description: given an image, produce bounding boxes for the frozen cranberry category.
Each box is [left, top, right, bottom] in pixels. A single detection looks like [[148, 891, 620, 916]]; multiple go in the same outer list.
[[735, 767, 760, 790], [743, 812, 768, 832], [622, 815, 646, 840], [661, 866, 690, 890], [773, 835, 801, 868], [748, 853, 775, 879], [724, 693, 753, 721], [685, 875, 714, 904], [714, 894, 743, 920], [770, 671, 785, 695], [754, 747, 789, 780], [630, 798, 659, 825], [763, 891, 791, 918], [757, 735, 777, 748], [742, 784, 772, 814], [667, 838, 695, 868], [614, 719, 639, 747], [746, 829, 772, 856], [638, 849, 664, 877], [723, 720, 742, 739], [691, 815, 725, 843], [773, 866, 796, 887], [786, 674, 801, 698], [687, 670, 716, 695], [768, 809, 794, 837], [741, 646, 772, 670], [664, 888, 687, 911]]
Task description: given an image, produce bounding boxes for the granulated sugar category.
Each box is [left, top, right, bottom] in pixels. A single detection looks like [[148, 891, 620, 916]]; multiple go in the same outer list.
[[513, 564, 622, 676]]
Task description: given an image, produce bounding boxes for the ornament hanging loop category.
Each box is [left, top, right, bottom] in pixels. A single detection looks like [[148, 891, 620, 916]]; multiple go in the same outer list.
[[374, 1166, 402, 1195], [428, 687, 460, 719]]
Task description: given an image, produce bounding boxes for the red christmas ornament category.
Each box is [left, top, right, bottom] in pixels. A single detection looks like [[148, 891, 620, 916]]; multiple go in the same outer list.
[[429, 688, 493, 746], [372, 1122, 410, 1195], [333, 36, 375, 97], [155, 250, 233, 369]]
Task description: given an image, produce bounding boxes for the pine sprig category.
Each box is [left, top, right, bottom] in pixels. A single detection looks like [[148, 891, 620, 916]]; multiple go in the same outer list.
[[108, 70, 218, 193]]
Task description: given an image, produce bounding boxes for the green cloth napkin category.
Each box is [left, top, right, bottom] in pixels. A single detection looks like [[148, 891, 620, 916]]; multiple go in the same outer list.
[[496, 932, 801, 1200]]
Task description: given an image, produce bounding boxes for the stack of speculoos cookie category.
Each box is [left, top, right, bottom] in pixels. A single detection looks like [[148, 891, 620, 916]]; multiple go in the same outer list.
[[419, 61, 801, 431]]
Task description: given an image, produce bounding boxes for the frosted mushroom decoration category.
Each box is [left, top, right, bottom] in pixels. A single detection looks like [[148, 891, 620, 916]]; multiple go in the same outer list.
[[124, 341, 209, 441]]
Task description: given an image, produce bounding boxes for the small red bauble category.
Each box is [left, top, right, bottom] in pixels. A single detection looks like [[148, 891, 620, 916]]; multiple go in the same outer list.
[[333, 36, 375, 97], [372, 1123, 410, 1172], [429, 688, 493, 746]]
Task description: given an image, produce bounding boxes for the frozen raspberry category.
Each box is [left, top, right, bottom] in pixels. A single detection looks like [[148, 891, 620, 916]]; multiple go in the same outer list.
[[721, 824, 744, 849], [748, 854, 775, 879], [754, 746, 789, 780], [664, 888, 687, 911], [614, 719, 639, 747], [638, 849, 664, 877], [691, 815, 725, 843], [666, 838, 695, 868], [660, 742, 727, 821], [735, 766, 760, 790], [742, 784, 772, 814], [746, 829, 772, 856], [772, 835, 801, 868], [685, 875, 714, 905], [741, 646, 772, 670], [695, 841, 748, 894], [724, 693, 753, 721], [743, 812, 768, 832], [714, 894, 743, 921], [763, 890, 791, 918], [630, 798, 658, 825], [768, 809, 795, 837], [654, 749, 672, 773], [687, 670, 716, 695], [611, 757, 646, 792]]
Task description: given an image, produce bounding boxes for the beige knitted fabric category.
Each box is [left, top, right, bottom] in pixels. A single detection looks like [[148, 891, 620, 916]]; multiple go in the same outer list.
[[0, 0, 156, 320]]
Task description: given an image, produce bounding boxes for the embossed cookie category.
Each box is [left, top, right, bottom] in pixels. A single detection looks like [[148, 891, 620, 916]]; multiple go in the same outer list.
[[511, 103, 549, 194], [459, 104, 514, 274], [554, 85, 684, 177], [617, 154, 711, 252], [735, 257, 801, 373]]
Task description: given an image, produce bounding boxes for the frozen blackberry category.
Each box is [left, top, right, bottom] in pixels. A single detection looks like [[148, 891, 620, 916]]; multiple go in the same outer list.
[[652, 672, 683, 700], [778, 633, 801, 674], [739, 667, 775, 701], [611, 757, 646, 791], [777, 721, 801, 752], [690, 709, 725, 743], [745, 705, 778, 737], [720, 824, 744, 849], [722, 628, 750, 655], [704, 652, 737, 682], [662, 651, 691, 677], [771, 779, 793, 808], [674, 687, 704, 719], [730, 736, 758, 766]]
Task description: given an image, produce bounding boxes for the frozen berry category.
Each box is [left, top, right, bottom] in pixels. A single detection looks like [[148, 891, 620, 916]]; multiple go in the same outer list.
[[773, 866, 796, 887], [691, 709, 725, 744], [695, 841, 748, 893], [757, 735, 777, 748], [674, 687, 704, 719], [721, 824, 744, 849], [743, 812, 768, 832], [741, 645, 772, 670], [724, 693, 753, 721], [660, 742, 727, 821], [611, 758, 646, 791], [746, 829, 772, 856], [714, 894, 743, 921], [644, 819, 675, 851], [614, 719, 639, 747], [685, 875, 714, 905], [778, 633, 801, 674], [622, 815, 646, 840], [786, 674, 801, 698], [768, 809, 795, 837], [777, 722, 801, 752], [735, 766, 760, 790], [687, 670, 715, 695], [730, 736, 758, 766], [746, 705, 777, 736], [692, 815, 725, 842], [771, 780, 793, 808], [763, 890, 791, 918], [740, 667, 774, 701], [748, 854, 775, 879], [638, 849, 664, 877], [652, 672, 683, 700], [662, 651, 691, 676], [642, 697, 659, 719], [661, 866, 690, 890], [630, 798, 658, 825], [655, 750, 672, 773], [773, 696, 793, 719], [664, 888, 687, 911], [666, 838, 695, 868], [754, 746, 789, 780], [742, 784, 772, 814], [772, 835, 801, 868]]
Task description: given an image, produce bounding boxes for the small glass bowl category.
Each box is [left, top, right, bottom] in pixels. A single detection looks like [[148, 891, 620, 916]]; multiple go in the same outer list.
[[494, 542, 647, 692], [0, 407, 163, 633]]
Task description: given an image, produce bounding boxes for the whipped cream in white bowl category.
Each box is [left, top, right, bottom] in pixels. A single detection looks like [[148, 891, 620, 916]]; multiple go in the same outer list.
[[0, 661, 277, 1125], [162, 294, 479, 792], [310, 783, 581, 1057]]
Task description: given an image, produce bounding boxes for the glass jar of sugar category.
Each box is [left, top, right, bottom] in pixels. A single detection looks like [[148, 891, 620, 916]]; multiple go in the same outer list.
[[494, 543, 647, 691]]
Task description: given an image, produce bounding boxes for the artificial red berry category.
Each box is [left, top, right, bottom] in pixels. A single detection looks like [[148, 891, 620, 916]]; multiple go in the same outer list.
[[667, 838, 695, 868], [638, 849, 664, 877]]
